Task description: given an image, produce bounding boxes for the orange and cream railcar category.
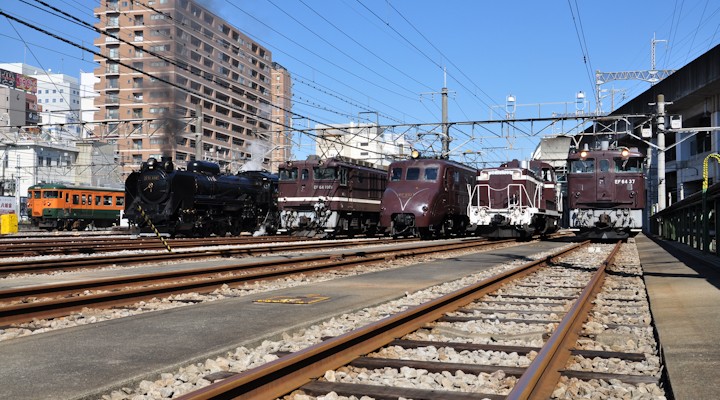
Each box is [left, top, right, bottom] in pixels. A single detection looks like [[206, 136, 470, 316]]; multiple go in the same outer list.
[[27, 184, 124, 230]]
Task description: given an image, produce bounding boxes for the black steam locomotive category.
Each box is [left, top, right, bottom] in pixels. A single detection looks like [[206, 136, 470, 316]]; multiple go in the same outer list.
[[124, 157, 278, 237]]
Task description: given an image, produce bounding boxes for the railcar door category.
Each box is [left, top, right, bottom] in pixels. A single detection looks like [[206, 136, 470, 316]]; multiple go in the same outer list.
[[595, 156, 615, 203]]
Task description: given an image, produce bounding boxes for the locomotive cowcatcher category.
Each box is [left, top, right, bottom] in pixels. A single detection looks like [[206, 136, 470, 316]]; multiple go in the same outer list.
[[276, 156, 387, 238], [566, 143, 645, 239], [124, 156, 277, 237], [380, 152, 476, 239], [467, 159, 561, 238]]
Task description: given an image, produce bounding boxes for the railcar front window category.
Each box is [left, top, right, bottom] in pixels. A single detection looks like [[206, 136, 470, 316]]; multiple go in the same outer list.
[[314, 167, 337, 180], [600, 159, 610, 172], [424, 167, 438, 181], [615, 158, 642, 172], [32, 191, 40, 199], [571, 159, 594, 173], [406, 167, 420, 180], [391, 168, 402, 181], [42, 191, 59, 198], [278, 167, 298, 181]]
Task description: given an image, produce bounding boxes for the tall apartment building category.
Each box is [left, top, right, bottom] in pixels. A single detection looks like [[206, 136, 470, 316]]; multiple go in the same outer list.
[[269, 62, 292, 172], [93, 0, 290, 177]]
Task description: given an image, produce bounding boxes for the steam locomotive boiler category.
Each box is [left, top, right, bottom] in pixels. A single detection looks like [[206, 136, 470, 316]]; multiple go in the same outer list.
[[124, 157, 277, 237]]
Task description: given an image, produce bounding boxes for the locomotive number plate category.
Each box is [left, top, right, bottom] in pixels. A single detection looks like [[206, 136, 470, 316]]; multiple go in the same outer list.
[[254, 294, 330, 304], [614, 179, 636, 184]]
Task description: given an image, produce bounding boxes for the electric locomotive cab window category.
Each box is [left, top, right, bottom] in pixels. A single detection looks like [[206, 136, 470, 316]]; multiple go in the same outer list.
[[278, 167, 298, 181], [339, 168, 348, 186], [391, 167, 402, 181], [615, 158, 642, 172], [599, 159, 610, 172], [571, 159, 594, 173], [32, 191, 40, 199], [301, 168, 309, 180], [406, 167, 420, 180], [425, 168, 438, 181], [314, 167, 336, 180]]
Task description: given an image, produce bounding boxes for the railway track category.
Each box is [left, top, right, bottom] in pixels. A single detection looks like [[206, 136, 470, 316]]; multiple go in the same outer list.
[[0, 234, 310, 257], [162, 240, 665, 400], [0, 237, 417, 276], [0, 238, 512, 326]]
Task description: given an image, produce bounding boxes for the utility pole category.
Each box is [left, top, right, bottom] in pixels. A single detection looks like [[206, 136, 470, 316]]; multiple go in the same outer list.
[[195, 104, 202, 160], [419, 68, 452, 159], [656, 94, 666, 211], [441, 70, 450, 159]]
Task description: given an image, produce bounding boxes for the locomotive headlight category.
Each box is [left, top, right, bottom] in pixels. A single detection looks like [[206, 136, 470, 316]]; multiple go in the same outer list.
[[147, 157, 157, 170], [620, 147, 630, 158], [411, 149, 421, 159], [580, 150, 588, 159]]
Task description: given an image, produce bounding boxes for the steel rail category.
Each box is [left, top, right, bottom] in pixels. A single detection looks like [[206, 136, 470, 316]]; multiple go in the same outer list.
[[506, 240, 622, 399], [0, 238, 409, 276], [175, 241, 590, 400], [0, 235, 309, 256], [0, 238, 509, 325]]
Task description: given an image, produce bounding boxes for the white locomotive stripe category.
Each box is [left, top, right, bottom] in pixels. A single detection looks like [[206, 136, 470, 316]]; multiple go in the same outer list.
[[278, 196, 381, 205]]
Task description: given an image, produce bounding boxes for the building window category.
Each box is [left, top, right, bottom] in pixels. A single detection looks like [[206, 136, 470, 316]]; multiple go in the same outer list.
[[132, 139, 143, 149]]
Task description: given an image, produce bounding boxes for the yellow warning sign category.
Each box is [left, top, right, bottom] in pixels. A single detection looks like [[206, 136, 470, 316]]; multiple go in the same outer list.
[[254, 294, 330, 304]]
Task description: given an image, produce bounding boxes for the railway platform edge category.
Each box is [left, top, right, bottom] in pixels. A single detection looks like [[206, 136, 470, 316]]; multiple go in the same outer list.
[[636, 233, 720, 400]]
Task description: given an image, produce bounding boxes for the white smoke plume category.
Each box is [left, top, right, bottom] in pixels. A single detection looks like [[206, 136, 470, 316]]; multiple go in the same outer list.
[[240, 140, 269, 172]]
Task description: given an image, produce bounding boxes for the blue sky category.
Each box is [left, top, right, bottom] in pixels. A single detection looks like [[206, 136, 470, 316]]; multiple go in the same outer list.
[[1, 0, 719, 165]]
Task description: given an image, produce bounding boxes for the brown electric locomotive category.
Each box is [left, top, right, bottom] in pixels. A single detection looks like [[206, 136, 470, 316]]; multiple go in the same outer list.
[[566, 143, 646, 239], [379, 152, 477, 239], [276, 156, 387, 238]]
